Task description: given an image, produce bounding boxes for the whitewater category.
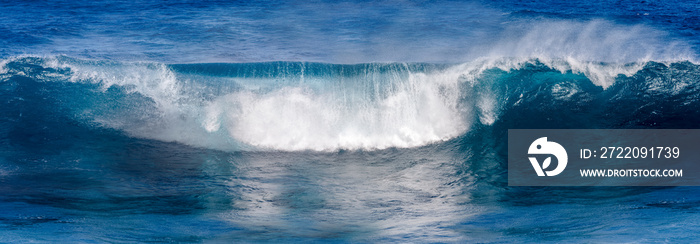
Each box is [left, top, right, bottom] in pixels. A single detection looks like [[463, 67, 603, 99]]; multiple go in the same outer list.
[[2, 53, 695, 152]]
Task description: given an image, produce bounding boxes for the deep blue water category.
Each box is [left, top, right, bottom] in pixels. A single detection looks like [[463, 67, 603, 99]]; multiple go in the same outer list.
[[1, 0, 700, 242]]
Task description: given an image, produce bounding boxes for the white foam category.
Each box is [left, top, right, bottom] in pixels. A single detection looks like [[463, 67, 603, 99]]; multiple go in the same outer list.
[[449, 56, 646, 89], [24, 51, 692, 152], [33, 57, 479, 151], [203, 69, 473, 151], [44, 57, 183, 108], [0, 59, 8, 75]]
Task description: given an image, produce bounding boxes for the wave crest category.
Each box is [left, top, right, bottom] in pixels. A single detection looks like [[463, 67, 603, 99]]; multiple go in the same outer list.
[[1, 56, 697, 151]]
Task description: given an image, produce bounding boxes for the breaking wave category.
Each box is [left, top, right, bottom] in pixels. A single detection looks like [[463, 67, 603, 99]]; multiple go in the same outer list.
[[0, 55, 698, 151]]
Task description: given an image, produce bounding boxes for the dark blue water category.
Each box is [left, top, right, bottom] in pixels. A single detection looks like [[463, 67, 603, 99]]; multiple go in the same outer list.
[[1, 0, 700, 242]]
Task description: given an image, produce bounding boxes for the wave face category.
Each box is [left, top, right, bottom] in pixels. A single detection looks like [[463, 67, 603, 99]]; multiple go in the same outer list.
[[2, 56, 699, 152]]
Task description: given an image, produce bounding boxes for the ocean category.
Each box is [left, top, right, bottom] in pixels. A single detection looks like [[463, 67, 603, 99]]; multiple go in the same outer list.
[[1, 0, 699, 242]]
